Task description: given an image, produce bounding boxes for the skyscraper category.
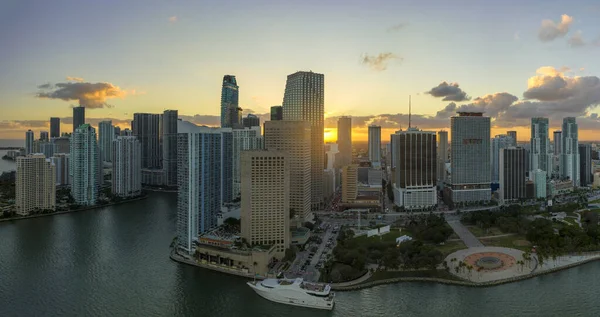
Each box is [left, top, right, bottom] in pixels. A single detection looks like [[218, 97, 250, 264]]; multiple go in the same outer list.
[[270, 106, 283, 121], [242, 114, 260, 128], [579, 144, 592, 187], [530, 117, 551, 174], [70, 124, 99, 206], [437, 130, 448, 185], [240, 150, 290, 258], [264, 120, 311, 221], [449, 112, 491, 204], [98, 121, 115, 163], [368, 125, 382, 166], [50, 153, 70, 186], [499, 147, 526, 202], [52, 137, 70, 154], [73, 106, 85, 132], [40, 131, 49, 142], [50, 117, 60, 138], [15, 154, 56, 216], [132, 113, 161, 169], [112, 136, 142, 197], [561, 117, 579, 186], [392, 128, 437, 209], [220, 128, 234, 204], [232, 126, 263, 198], [176, 121, 223, 253], [114, 126, 121, 137], [220, 75, 240, 128], [507, 131, 517, 146], [282, 71, 324, 210], [162, 110, 179, 187], [337, 116, 352, 168], [25, 130, 34, 155], [491, 134, 513, 184], [341, 164, 358, 203], [553, 131, 562, 155], [40, 142, 56, 158]]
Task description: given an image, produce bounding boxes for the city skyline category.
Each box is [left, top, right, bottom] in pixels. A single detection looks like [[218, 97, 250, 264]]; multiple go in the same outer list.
[[2, 1, 600, 141]]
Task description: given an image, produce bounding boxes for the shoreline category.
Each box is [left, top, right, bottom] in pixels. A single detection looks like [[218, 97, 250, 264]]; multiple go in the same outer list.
[[143, 187, 178, 193], [170, 249, 600, 291], [0, 195, 148, 223], [332, 255, 600, 291]]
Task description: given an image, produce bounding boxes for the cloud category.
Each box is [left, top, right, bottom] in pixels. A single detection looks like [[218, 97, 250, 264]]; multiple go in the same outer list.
[[538, 14, 573, 42], [456, 93, 518, 117], [66, 76, 84, 82], [360, 53, 401, 71], [426, 82, 471, 102], [514, 31, 520, 41], [523, 66, 600, 103], [568, 31, 586, 47], [36, 80, 128, 109], [169, 16, 178, 23], [387, 23, 408, 32]]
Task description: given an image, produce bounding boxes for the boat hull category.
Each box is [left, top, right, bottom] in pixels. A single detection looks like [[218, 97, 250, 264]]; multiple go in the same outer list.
[[247, 282, 334, 311]]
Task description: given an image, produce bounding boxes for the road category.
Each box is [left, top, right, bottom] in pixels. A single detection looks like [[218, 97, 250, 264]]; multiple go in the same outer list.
[[447, 220, 483, 247]]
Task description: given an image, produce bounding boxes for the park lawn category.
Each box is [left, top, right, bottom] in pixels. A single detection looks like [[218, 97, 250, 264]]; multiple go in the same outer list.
[[562, 217, 579, 226], [465, 225, 504, 237], [365, 269, 464, 283], [589, 198, 600, 204], [480, 234, 532, 252], [433, 240, 467, 257]]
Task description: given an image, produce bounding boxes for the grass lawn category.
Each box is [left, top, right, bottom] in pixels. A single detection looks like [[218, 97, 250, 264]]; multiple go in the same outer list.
[[465, 225, 504, 237], [433, 240, 468, 257], [480, 234, 532, 252], [365, 269, 464, 283], [589, 199, 600, 204], [562, 217, 579, 226]]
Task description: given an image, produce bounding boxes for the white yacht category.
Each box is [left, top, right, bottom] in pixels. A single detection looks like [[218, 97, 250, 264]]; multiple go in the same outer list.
[[247, 278, 335, 310]]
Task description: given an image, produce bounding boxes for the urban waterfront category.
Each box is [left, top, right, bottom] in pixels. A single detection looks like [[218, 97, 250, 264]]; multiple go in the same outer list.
[[0, 191, 599, 317]]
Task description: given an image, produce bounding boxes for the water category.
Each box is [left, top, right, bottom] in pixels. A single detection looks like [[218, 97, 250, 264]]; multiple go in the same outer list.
[[0, 192, 599, 317], [0, 139, 22, 173]]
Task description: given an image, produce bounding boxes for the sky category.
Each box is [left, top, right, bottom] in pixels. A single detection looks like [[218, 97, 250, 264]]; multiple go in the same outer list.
[[1, 0, 600, 141]]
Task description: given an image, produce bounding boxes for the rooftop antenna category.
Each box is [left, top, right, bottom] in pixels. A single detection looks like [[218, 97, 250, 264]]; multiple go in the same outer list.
[[408, 95, 412, 129]]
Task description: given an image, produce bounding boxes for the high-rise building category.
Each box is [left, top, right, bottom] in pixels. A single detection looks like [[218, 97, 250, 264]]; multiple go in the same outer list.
[[40, 142, 56, 158], [499, 147, 526, 202], [561, 117, 579, 186], [579, 143, 592, 187], [448, 112, 491, 204], [282, 71, 324, 210], [225, 105, 243, 129], [437, 130, 448, 185], [220, 128, 234, 205], [112, 136, 141, 197], [121, 128, 133, 136], [337, 116, 352, 168], [162, 110, 179, 187], [532, 169, 547, 199], [50, 153, 70, 186], [325, 144, 339, 171], [240, 150, 290, 258], [368, 125, 382, 166], [50, 117, 60, 138], [98, 121, 115, 163], [270, 106, 283, 121], [40, 131, 49, 141], [25, 130, 34, 155], [507, 131, 517, 146], [341, 164, 358, 203], [114, 126, 121, 137], [176, 121, 223, 253], [389, 131, 401, 171], [553, 131, 562, 155], [530, 117, 551, 174], [15, 154, 56, 215], [70, 124, 99, 205], [491, 134, 513, 184], [242, 114, 260, 128], [392, 128, 437, 209], [132, 113, 161, 169], [323, 169, 335, 202], [221, 75, 240, 128], [52, 137, 70, 154], [264, 120, 311, 221], [73, 106, 85, 132], [232, 126, 263, 198]]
